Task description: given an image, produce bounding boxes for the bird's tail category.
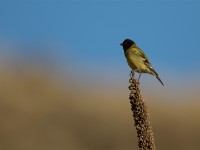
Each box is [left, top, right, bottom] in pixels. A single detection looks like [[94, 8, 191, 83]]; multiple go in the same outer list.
[[149, 67, 164, 86]]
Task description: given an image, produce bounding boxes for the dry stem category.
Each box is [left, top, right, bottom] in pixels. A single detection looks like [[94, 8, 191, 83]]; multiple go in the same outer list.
[[128, 71, 155, 150]]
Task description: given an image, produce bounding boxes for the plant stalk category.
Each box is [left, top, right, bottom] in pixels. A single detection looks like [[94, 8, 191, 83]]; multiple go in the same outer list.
[[128, 71, 155, 150]]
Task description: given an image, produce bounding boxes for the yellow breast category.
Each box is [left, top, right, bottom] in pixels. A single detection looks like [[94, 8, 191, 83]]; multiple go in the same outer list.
[[125, 49, 149, 73]]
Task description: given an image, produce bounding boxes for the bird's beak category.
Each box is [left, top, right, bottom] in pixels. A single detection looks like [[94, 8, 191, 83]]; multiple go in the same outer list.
[[120, 43, 123, 46]]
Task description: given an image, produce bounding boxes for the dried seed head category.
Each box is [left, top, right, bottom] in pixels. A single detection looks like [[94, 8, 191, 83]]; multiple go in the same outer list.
[[128, 71, 155, 150]]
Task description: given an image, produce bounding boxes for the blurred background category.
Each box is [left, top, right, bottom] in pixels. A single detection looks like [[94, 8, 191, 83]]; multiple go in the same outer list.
[[0, 0, 200, 150]]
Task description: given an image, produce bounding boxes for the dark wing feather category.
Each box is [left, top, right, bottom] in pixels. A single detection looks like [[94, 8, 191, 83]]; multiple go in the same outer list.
[[133, 46, 151, 64]]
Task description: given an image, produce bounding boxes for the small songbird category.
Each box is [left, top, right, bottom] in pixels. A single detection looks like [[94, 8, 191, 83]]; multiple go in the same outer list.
[[120, 39, 164, 86]]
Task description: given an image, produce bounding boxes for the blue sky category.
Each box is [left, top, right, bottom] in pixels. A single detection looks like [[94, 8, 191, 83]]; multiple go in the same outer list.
[[0, 0, 200, 81]]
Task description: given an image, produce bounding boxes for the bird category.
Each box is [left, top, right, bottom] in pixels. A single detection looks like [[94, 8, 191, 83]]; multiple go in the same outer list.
[[120, 39, 164, 86]]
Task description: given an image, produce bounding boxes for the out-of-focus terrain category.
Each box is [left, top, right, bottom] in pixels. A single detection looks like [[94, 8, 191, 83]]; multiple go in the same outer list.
[[0, 48, 200, 150]]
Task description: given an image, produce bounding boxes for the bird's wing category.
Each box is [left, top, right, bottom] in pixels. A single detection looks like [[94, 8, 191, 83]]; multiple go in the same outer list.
[[130, 46, 164, 86], [132, 46, 151, 64]]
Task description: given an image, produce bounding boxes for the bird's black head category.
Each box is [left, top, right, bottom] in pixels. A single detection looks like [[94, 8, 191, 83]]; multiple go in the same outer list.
[[120, 39, 135, 51]]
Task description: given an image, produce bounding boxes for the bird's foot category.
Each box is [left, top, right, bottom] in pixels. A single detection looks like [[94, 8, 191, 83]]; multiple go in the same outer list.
[[138, 74, 141, 82], [129, 70, 134, 78]]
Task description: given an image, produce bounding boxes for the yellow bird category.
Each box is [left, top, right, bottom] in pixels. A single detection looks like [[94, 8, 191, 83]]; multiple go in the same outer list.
[[120, 39, 164, 86]]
